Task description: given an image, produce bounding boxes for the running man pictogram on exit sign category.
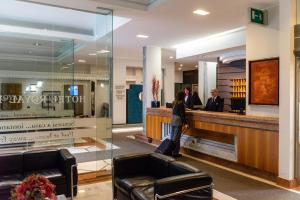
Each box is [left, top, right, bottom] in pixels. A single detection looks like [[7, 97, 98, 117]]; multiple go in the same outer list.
[[250, 8, 267, 25]]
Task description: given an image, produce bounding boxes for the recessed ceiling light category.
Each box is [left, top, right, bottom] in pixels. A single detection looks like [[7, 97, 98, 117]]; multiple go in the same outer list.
[[137, 34, 149, 38], [78, 59, 86, 63], [180, 64, 183, 67], [193, 9, 210, 16], [97, 50, 110, 54], [89, 53, 97, 56], [178, 67, 182, 71], [169, 56, 174, 59]]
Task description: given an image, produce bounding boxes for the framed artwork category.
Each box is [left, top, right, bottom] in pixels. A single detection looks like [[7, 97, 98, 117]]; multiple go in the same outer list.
[[249, 58, 279, 105]]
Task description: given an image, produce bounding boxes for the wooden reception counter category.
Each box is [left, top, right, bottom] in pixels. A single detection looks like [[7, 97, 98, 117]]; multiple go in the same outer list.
[[146, 108, 279, 174]]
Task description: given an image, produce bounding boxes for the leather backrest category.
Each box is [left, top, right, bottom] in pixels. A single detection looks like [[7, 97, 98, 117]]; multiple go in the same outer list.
[[169, 161, 200, 176], [148, 153, 174, 179], [0, 153, 23, 175], [23, 149, 59, 172]]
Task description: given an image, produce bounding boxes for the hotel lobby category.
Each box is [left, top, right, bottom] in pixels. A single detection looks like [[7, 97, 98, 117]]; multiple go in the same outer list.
[[0, 0, 300, 199]]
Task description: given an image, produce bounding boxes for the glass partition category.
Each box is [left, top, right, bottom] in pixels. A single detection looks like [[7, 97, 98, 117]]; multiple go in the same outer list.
[[0, 0, 113, 182]]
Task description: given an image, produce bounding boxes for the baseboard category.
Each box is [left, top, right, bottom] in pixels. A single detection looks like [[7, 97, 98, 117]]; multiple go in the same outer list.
[[277, 177, 298, 188]]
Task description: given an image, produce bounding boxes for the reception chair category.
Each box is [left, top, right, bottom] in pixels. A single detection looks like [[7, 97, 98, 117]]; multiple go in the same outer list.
[[113, 153, 213, 200]]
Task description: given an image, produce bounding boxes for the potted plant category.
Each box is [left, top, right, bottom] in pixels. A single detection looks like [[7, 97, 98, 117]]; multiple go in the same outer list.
[[151, 77, 160, 108], [11, 175, 57, 200]]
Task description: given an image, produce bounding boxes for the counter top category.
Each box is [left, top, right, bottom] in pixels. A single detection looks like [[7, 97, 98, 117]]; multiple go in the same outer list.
[[147, 107, 279, 131]]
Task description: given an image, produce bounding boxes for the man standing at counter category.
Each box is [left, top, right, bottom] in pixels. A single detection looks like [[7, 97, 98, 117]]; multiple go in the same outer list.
[[184, 87, 193, 109], [205, 89, 224, 112]]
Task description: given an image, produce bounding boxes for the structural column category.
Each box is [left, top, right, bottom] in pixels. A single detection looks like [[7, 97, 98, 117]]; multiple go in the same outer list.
[[278, 0, 296, 184], [164, 62, 175, 103], [143, 46, 162, 129]]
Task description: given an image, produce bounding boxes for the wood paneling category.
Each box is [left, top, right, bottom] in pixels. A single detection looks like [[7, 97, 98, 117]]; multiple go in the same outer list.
[[146, 108, 279, 174], [194, 121, 278, 174], [217, 60, 246, 111]]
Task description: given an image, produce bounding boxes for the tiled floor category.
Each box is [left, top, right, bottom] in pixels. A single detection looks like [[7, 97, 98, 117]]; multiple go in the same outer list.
[[75, 181, 113, 200]]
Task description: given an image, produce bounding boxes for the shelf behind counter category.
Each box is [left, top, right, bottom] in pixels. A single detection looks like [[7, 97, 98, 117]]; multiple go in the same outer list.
[[146, 107, 279, 174]]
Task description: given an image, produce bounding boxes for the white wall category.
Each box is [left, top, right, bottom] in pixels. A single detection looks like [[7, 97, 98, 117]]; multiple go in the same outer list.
[[246, 4, 280, 117], [143, 46, 162, 127], [176, 28, 246, 59], [175, 70, 183, 83], [113, 58, 142, 124], [279, 0, 296, 181], [198, 61, 217, 104], [206, 62, 217, 103], [164, 62, 175, 103]]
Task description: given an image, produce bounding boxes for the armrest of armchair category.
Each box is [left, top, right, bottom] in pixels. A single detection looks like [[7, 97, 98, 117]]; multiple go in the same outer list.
[[58, 149, 78, 198], [113, 153, 151, 178], [154, 172, 213, 199]]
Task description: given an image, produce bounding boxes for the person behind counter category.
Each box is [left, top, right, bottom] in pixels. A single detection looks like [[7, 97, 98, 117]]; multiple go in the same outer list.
[[184, 87, 193, 109], [171, 91, 189, 157], [205, 88, 224, 112], [192, 91, 202, 110]]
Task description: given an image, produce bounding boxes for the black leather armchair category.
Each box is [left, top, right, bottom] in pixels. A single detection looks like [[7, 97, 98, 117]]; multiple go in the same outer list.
[[0, 149, 77, 200], [113, 153, 213, 200]]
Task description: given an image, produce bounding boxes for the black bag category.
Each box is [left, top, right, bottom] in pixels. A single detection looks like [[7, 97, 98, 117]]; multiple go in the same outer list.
[[155, 139, 175, 156]]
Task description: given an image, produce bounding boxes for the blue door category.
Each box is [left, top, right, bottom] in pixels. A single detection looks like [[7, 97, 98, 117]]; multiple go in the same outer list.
[[127, 85, 143, 124]]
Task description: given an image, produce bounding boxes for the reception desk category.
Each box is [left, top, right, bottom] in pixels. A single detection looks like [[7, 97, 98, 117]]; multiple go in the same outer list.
[[146, 108, 279, 174]]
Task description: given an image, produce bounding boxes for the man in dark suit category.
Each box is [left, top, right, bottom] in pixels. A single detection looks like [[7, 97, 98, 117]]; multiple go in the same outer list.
[[184, 87, 193, 109], [205, 89, 223, 112]]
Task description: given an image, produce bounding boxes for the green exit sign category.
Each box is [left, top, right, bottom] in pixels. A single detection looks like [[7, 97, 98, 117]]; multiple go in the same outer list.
[[250, 8, 267, 25]]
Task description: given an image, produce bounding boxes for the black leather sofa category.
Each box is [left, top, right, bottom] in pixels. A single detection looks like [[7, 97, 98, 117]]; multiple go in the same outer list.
[[113, 153, 213, 200], [0, 149, 78, 199]]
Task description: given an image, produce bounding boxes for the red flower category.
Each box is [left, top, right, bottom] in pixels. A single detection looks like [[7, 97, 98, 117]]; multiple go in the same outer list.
[[11, 175, 57, 200]]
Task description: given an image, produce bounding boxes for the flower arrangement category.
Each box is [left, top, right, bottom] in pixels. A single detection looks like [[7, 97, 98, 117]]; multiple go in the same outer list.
[[152, 77, 160, 101], [10, 175, 57, 200]]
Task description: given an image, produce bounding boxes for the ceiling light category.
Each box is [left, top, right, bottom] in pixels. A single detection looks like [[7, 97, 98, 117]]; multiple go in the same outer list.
[[78, 59, 86, 63], [89, 53, 97, 56], [169, 56, 174, 59], [137, 34, 149, 38], [62, 66, 69, 69], [195, 65, 198, 68], [178, 67, 182, 71], [78, 190, 86, 193], [67, 63, 73, 66], [193, 9, 210, 16], [97, 50, 110, 54], [180, 64, 183, 67]]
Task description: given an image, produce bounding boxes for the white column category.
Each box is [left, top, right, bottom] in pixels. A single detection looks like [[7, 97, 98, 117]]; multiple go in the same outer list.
[[198, 61, 206, 104], [164, 62, 175, 103], [278, 0, 296, 181], [143, 46, 162, 127]]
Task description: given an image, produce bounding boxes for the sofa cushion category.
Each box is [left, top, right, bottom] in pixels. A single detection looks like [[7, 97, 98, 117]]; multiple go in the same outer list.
[[23, 150, 58, 172], [116, 176, 156, 197], [131, 185, 154, 200], [24, 169, 66, 185], [169, 161, 200, 176], [0, 174, 23, 191], [148, 153, 174, 179], [0, 153, 23, 176]]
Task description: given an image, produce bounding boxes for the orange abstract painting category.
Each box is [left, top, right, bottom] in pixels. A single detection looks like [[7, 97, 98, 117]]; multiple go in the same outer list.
[[249, 58, 279, 105]]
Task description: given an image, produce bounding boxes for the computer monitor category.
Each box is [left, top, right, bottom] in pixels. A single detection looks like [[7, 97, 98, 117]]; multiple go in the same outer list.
[[231, 98, 246, 111], [70, 85, 78, 96]]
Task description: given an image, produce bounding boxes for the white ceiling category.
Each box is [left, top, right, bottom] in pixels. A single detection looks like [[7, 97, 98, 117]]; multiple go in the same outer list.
[[1, 0, 278, 68]]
